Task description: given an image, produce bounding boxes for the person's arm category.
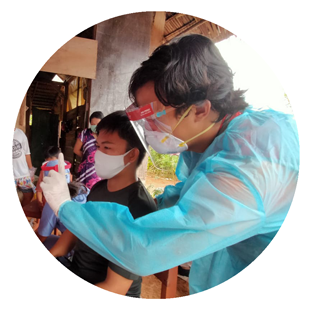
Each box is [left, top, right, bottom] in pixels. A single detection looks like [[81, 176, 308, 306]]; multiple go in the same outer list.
[[25, 154, 33, 169], [73, 138, 83, 158], [37, 192, 43, 205], [42, 153, 271, 277], [20, 131, 32, 169], [41, 114, 300, 278], [36, 232, 47, 243], [58, 169, 266, 277], [36, 203, 58, 244], [95, 267, 133, 296], [155, 181, 185, 209], [49, 229, 78, 258], [36, 171, 44, 205]]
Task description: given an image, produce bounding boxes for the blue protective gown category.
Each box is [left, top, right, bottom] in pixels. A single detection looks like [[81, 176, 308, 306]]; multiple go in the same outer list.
[[58, 108, 299, 294]]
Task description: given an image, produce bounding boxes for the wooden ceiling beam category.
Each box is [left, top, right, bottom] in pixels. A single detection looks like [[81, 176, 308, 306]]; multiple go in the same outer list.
[[30, 81, 39, 102], [210, 22, 219, 38], [163, 19, 208, 43], [41, 37, 98, 79], [32, 98, 55, 103], [165, 13, 185, 23], [205, 22, 215, 37], [32, 89, 58, 94], [31, 80, 64, 88], [32, 104, 54, 108]]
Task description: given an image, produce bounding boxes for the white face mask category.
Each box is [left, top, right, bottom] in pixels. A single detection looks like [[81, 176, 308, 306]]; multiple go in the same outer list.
[[142, 106, 215, 154], [144, 128, 188, 154], [94, 149, 132, 179]]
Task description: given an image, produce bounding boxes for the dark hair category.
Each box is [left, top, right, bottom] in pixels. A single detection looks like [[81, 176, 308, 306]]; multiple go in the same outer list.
[[44, 146, 60, 159], [68, 181, 88, 198], [129, 34, 248, 122], [96, 110, 146, 167], [90, 111, 104, 123]]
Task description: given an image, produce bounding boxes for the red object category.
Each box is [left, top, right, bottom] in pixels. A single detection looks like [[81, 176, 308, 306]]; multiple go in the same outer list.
[[219, 111, 242, 130], [126, 103, 155, 121], [41, 161, 72, 172]]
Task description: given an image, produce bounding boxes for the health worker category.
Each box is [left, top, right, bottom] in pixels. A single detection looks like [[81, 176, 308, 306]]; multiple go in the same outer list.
[[40, 34, 299, 294]]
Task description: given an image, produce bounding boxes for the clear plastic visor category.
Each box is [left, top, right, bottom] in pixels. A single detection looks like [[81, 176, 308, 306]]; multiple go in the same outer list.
[[126, 102, 175, 134], [125, 102, 176, 168]]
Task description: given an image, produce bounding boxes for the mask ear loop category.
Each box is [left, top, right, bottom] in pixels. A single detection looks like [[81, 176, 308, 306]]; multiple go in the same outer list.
[[123, 148, 135, 167], [178, 122, 215, 147], [161, 105, 193, 143]]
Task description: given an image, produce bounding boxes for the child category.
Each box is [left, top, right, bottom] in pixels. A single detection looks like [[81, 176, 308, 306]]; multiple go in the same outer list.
[[49, 111, 157, 298]]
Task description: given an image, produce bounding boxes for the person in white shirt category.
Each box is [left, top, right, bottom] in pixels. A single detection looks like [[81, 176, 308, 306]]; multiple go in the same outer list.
[[13, 128, 36, 206]]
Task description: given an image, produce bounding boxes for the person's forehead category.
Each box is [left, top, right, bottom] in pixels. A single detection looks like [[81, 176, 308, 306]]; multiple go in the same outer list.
[[135, 81, 158, 107], [97, 130, 126, 145], [90, 118, 101, 125]]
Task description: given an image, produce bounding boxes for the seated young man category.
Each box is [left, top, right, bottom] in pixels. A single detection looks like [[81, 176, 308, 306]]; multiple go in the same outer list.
[[49, 110, 157, 298]]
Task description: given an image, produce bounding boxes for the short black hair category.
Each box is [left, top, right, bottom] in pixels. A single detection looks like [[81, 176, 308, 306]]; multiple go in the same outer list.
[[90, 111, 104, 123], [129, 34, 249, 122], [96, 110, 146, 167], [44, 146, 60, 159]]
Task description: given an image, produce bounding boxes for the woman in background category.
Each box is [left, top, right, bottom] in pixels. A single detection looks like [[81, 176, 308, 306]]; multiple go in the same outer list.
[[73, 111, 104, 189]]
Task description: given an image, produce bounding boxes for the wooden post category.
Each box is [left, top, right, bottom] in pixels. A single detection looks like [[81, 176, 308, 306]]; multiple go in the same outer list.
[[25, 95, 31, 145], [154, 266, 178, 299], [84, 78, 92, 129], [15, 94, 27, 133], [19, 95, 27, 130], [150, 12, 166, 55]]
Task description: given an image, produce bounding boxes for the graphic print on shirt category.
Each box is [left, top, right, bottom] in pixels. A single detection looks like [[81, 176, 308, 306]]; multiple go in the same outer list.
[[13, 139, 23, 159]]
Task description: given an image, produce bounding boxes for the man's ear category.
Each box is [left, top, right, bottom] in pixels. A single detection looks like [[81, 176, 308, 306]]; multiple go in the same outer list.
[[194, 100, 211, 122], [128, 148, 140, 164]]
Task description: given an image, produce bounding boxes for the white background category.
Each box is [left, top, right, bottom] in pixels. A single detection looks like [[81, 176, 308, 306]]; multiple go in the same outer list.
[[217, 36, 293, 114], [1, 1, 311, 311]]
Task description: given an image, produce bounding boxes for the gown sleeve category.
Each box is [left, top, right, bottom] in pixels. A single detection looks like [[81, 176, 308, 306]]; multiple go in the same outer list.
[[58, 109, 299, 277], [58, 165, 274, 276]]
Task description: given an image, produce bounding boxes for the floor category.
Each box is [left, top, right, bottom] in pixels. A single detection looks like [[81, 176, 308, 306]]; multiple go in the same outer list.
[[141, 275, 189, 299]]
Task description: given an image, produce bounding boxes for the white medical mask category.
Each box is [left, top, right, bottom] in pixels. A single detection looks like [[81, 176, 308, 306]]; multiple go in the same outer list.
[[94, 149, 133, 179], [144, 128, 188, 154], [143, 104, 215, 154]]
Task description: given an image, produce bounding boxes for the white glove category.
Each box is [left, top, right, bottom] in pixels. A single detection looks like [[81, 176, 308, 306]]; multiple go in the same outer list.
[[40, 152, 71, 216]]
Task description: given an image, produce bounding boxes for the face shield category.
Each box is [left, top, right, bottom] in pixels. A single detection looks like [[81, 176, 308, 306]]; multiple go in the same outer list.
[[126, 102, 175, 133], [126, 100, 217, 156], [125, 102, 186, 171]]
